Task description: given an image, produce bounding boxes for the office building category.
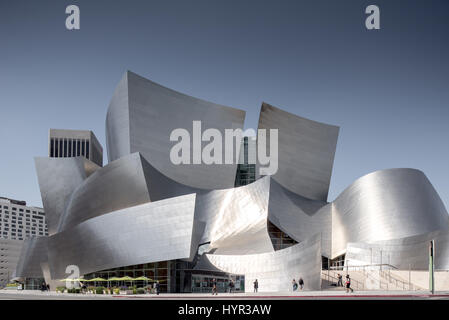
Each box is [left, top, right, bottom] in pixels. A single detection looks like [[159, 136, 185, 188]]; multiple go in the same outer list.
[[49, 129, 103, 167], [0, 197, 48, 287]]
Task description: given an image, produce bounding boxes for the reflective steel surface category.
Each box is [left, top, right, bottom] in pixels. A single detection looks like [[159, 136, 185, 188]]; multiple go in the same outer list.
[[345, 229, 449, 270], [268, 178, 332, 256], [35, 157, 88, 235], [47, 194, 200, 279], [60, 153, 153, 231], [15, 72, 449, 291], [106, 71, 246, 190], [197, 177, 273, 255], [195, 234, 322, 291], [257, 102, 339, 201], [15, 237, 48, 278], [332, 168, 449, 258]]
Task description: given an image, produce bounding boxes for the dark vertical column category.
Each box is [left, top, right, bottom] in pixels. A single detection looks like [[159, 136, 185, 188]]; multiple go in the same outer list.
[[63, 139, 68, 157], [54, 138, 59, 157], [68, 139, 72, 157], [86, 141, 90, 160], [50, 139, 54, 157], [77, 140, 80, 156], [59, 139, 63, 158], [81, 140, 85, 157]]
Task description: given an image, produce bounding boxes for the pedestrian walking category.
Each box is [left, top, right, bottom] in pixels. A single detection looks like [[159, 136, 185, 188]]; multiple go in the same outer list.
[[337, 274, 343, 287], [40, 282, 46, 291], [229, 279, 234, 293], [253, 279, 258, 293], [345, 275, 353, 293], [47, 284, 50, 291], [155, 280, 160, 295], [292, 279, 298, 291], [211, 278, 218, 295], [298, 277, 304, 290]]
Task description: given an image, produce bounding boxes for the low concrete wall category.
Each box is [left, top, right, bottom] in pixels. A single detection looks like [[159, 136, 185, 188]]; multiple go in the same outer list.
[[390, 270, 449, 291]]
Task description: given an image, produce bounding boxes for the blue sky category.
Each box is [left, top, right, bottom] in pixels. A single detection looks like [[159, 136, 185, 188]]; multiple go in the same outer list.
[[0, 0, 448, 210]]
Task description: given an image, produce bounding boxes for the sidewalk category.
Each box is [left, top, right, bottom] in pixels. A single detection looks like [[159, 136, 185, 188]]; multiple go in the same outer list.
[[2, 289, 449, 299]]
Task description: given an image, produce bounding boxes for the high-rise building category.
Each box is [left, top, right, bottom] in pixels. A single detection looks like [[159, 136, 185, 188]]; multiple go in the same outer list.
[[49, 129, 103, 167], [0, 197, 48, 287], [234, 136, 256, 187], [0, 238, 23, 287]]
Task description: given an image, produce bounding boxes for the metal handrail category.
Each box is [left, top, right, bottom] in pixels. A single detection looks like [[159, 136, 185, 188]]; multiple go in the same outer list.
[[378, 269, 426, 291], [322, 270, 364, 290], [364, 269, 389, 290], [329, 263, 398, 271], [327, 261, 433, 291]]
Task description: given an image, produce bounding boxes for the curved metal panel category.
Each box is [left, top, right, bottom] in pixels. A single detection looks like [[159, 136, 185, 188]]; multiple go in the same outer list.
[[106, 71, 130, 162], [332, 168, 449, 258], [196, 177, 274, 255], [268, 179, 332, 256], [15, 237, 48, 278], [60, 153, 152, 232], [47, 194, 200, 279], [35, 157, 88, 235], [195, 234, 322, 291], [345, 229, 449, 270], [106, 71, 246, 190], [257, 102, 339, 201]]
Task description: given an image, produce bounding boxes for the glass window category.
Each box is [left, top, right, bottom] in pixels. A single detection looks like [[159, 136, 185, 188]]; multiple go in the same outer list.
[[54, 138, 59, 157], [68, 139, 72, 157], [50, 138, 54, 157], [59, 139, 63, 157], [64, 139, 67, 157], [81, 140, 85, 156]]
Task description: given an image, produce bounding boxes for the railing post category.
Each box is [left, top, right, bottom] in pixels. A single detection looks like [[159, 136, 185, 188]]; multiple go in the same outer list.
[[380, 250, 382, 271], [409, 263, 411, 291]]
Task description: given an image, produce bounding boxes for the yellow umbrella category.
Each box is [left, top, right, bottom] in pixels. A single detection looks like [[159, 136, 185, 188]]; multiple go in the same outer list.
[[133, 276, 152, 281], [108, 277, 122, 281], [134, 276, 152, 287], [85, 277, 107, 282]]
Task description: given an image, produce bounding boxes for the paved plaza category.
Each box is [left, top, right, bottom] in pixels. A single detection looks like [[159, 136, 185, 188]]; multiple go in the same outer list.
[[1, 289, 449, 300]]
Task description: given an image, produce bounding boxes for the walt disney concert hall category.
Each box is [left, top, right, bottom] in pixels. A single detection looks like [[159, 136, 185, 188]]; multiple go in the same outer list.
[[14, 71, 449, 292]]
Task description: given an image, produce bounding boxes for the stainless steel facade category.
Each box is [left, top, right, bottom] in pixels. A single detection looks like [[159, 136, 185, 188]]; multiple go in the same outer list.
[[195, 234, 322, 291], [257, 102, 339, 202], [15, 236, 48, 278], [15, 71, 449, 292], [345, 229, 449, 270], [35, 157, 90, 235], [197, 177, 273, 255], [60, 153, 153, 232], [106, 71, 246, 191], [47, 194, 201, 279], [331, 168, 449, 258]]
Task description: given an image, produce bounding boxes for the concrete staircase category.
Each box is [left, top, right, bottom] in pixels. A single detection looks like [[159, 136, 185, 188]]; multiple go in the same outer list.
[[321, 268, 426, 291]]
